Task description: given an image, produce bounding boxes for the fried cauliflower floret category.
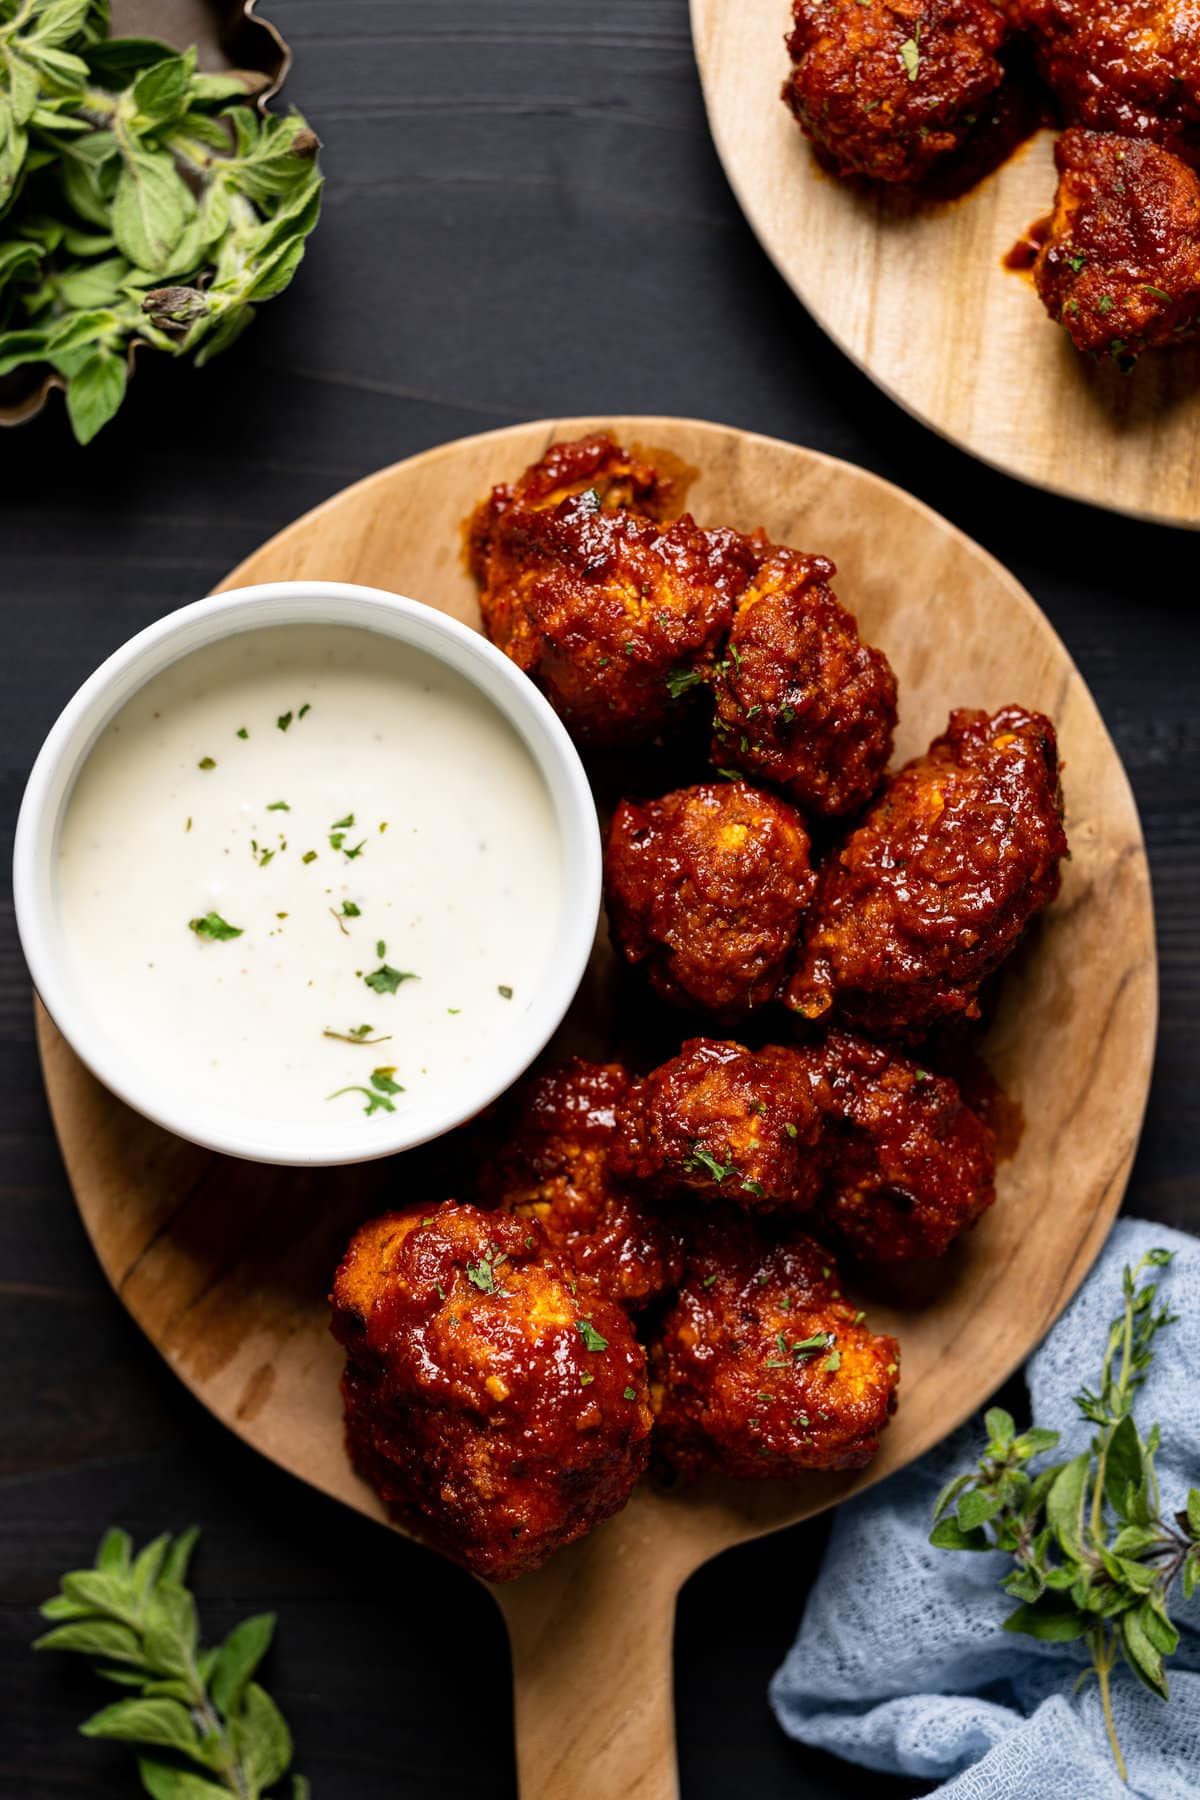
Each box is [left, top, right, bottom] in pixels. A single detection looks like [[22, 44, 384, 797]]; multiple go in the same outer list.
[[477, 1060, 683, 1311], [806, 1030, 997, 1260], [782, 0, 1011, 184], [330, 1201, 652, 1579], [604, 781, 817, 1019], [1010, 0, 1200, 157], [469, 435, 764, 746], [651, 1217, 900, 1479], [787, 706, 1067, 1037], [709, 550, 897, 819], [611, 1038, 825, 1212], [1034, 129, 1200, 360]]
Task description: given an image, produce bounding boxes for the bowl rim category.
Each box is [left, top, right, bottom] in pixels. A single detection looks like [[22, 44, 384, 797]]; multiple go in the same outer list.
[[13, 579, 602, 1167]]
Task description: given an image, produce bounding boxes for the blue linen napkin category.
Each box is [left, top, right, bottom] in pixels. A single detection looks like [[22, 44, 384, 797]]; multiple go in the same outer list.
[[770, 1219, 1200, 1798]]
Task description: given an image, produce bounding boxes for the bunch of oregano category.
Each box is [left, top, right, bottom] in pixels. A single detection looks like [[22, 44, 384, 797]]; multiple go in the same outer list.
[[35, 1525, 308, 1798], [930, 1248, 1200, 1780], [0, 0, 322, 442]]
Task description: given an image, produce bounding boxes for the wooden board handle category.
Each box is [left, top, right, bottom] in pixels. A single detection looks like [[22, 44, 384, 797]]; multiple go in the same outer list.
[[499, 1525, 683, 1800]]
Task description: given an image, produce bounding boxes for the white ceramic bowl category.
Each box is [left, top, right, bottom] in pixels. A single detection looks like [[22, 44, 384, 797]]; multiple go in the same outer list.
[[14, 581, 602, 1166]]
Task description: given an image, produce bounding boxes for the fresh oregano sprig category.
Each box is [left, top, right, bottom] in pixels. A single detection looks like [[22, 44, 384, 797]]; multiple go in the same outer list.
[[930, 1249, 1200, 1782], [35, 1525, 308, 1799], [0, 0, 322, 442]]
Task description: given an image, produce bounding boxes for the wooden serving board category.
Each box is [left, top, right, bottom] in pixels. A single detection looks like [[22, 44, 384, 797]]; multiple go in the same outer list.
[[36, 417, 1157, 1799], [691, 0, 1200, 528]]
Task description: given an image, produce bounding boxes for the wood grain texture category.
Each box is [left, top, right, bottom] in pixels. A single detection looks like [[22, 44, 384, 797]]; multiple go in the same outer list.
[[691, 0, 1200, 528], [34, 416, 1155, 1799]]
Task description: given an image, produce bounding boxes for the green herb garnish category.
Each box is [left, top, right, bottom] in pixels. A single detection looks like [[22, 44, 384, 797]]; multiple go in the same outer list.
[[930, 1249, 1197, 1781], [497, 984, 513, 999], [35, 1526, 305, 1798], [277, 712, 293, 732], [666, 666, 705, 700], [341, 900, 361, 917], [466, 1246, 508, 1296], [624, 1385, 637, 1401], [188, 910, 242, 940], [683, 1143, 736, 1184], [198, 756, 216, 770], [364, 964, 418, 996], [0, 11, 322, 445], [322, 1025, 392, 1045], [576, 1318, 609, 1353], [267, 801, 290, 812]]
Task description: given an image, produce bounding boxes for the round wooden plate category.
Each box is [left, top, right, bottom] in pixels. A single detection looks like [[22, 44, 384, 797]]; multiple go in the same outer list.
[[36, 417, 1156, 1799], [690, 0, 1200, 528]]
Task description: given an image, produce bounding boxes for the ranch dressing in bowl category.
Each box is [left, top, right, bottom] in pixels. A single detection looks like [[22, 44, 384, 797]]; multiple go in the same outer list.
[[36, 603, 585, 1163]]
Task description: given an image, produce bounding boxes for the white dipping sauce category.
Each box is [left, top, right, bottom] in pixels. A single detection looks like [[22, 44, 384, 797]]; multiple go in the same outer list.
[[56, 624, 563, 1135]]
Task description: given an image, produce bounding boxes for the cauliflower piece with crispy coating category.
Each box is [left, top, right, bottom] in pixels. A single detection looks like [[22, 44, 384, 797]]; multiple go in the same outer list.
[[605, 780, 817, 1019], [709, 550, 897, 819], [783, 0, 1011, 184], [469, 434, 764, 746], [650, 1215, 900, 1479], [1034, 129, 1200, 361], [477, 1059, 684, 1312], [787, 706, 1067, 1037], [1011, 0, 1200, 158], [330, 1201, 652, 1579], [611, 1038, 825, 1212], [807, 1030, 997, 1260]]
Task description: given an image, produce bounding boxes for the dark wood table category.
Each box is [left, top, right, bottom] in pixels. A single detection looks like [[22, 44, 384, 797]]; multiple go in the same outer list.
[[3, 4, 1197, 1795]]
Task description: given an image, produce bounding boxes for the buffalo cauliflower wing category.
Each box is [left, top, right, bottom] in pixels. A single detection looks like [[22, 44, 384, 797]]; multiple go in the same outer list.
[[1034, 128, 1200, 360], [709, 549, 897, 819], [787, 706, 1067, 1036], [783, 0, 1011, 184], [650, 1216, 900, 1478], [605, 780, 817, 1019], [330, 1201, 652, 1579]]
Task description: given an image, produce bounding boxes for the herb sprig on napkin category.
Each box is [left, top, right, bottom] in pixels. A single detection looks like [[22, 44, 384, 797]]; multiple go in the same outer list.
[[931, 1248, 1200, 1779], [35, 1525, 307, 1798], [0, 0, 322, 441]]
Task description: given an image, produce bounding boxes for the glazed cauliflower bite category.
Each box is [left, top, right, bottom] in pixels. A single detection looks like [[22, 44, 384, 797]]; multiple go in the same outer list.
[[605, 781, 818, 1019], [1011, 0, 1200, 157], [1035, 129, 1200, 360], [806, 1030, 997, 1260], [330, 1201, 652, 1580], [477, 1059, 684, 1312], [469, 435, 764, 747], [783, 0, 1011, 184], [709, 550, 897, 819], [611, 1038, 825, 1212], [651, 1216, 900, 1479], [788, 706, 1067, 1037]]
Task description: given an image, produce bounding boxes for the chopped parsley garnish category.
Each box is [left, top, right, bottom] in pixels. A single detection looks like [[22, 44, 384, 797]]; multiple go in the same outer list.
[[623, 1386, 637, 1401], [322, 1024, 392, 1045], [236, 727, 248, 739], [326, 1068, 404, 1116], [267, 800, 290, 812], [331, 813, 355, 830], [466, 1246, 508, 1295], [197, 756, 216, 770], [580, 1371, 596, 1387], [277, 712, 293, 732], [824, 1349, 842, 1373], [784, 1122, 799, 1139], [257, 848, 274, 868], [376, 939, 387, 957], [683, 1143, 736, 1184], [364, 964, 418, 995], [1068, 254, 1087, 273], [340, 839, 367, 860], [342, 901, 361, 917], [188, 911, 242, 941], [899, 29, 920, 81], [1098, 295, 1115, 315], [666, 666, 705, 700], [497, 984, 514, 999], [741, 1178, 765, 1198], [299, 703, 310, 719], [702, 1272, 718, 1289], [1142, 285, 1173, 302], [301, 850, 317, 864], [576, 1318, 609, 1353]]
